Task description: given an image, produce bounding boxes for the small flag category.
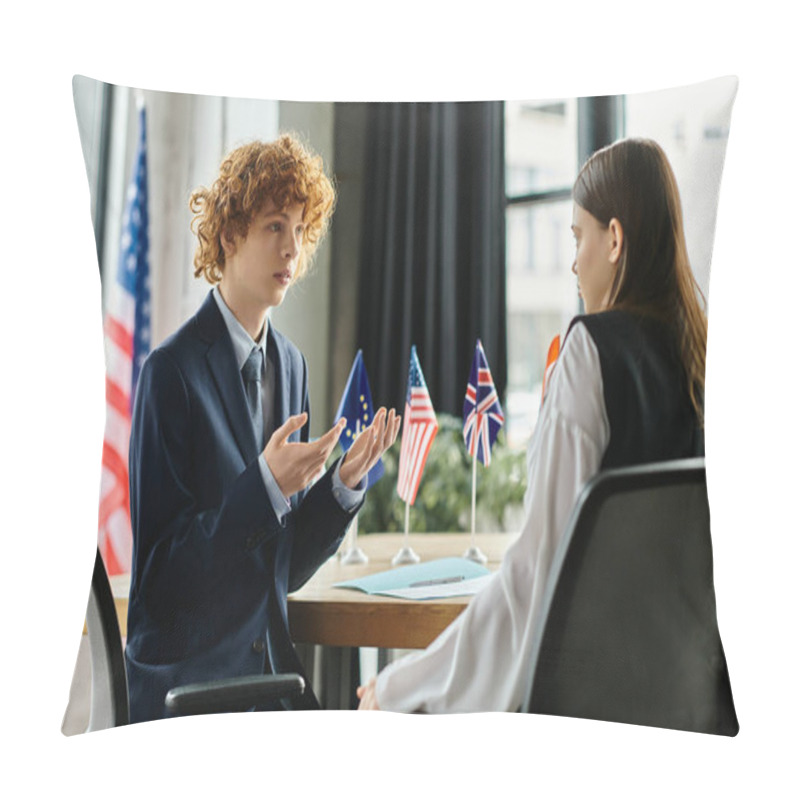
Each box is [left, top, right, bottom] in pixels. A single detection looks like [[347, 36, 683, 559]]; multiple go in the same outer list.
[[462, 339, 505, 466], [397, 346, 438, 505], [541, 335, 560, 403], [98, 103, 151, 576], [334, 350, 385, 488]]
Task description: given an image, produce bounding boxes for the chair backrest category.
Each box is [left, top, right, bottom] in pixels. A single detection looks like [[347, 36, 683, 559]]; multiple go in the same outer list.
[[522, 458, 738, 736], [86, 548, 129, 729]]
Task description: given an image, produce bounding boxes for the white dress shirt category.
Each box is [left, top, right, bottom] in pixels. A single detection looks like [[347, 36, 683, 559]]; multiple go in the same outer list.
[[212, 287, 364, 522], [375, 321, 610, 712]]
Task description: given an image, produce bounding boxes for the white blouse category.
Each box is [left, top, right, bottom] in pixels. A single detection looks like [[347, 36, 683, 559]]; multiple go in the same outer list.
[[375, 322, 611, 712]]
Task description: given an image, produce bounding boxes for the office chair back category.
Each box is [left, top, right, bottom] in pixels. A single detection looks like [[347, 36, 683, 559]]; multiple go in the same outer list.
[[87, 547, 130, 729], [523, 458, 738, 735], [86, 547, 306, 726]]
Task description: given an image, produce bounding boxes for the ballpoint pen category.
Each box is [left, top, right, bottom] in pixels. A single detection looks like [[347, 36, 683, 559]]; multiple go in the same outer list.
[[409, 576, 465, 588]]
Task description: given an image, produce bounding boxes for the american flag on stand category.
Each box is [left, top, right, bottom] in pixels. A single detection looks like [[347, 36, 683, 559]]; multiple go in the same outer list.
[[396, 346, 438, 506], [98, 104, 151, 576], [463, 339, 504, 466]]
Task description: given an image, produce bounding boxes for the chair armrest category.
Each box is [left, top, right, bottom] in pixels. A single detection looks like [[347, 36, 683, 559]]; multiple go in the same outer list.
[[165, 674, 305, 716]]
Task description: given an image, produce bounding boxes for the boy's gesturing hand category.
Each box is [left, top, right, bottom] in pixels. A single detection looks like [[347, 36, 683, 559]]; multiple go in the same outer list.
[[263, 413, 345, 498], [339, 408, 402, 490]]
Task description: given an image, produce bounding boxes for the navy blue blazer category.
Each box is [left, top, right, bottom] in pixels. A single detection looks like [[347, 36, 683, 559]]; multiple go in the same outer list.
[[125, 291, 358, 723]]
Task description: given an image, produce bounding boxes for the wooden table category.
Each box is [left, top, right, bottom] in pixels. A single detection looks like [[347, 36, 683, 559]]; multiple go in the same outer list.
[[106, 532, 513, 709], [107, 532, 514, 648], [289, 532, 513, 650]]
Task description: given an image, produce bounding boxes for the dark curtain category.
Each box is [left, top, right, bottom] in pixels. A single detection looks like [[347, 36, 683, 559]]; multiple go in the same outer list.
[[357, 102, 506, 417]]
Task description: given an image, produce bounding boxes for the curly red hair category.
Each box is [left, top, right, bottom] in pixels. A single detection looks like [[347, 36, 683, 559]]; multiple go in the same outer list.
[[189, 134, 336, 284]]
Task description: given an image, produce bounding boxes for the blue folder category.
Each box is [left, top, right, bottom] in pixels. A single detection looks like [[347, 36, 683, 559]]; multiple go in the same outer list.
[[334, 557, 490, 595]]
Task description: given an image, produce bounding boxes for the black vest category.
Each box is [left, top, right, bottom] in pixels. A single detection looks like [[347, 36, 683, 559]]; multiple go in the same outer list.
[[566, 310, 704, 470]]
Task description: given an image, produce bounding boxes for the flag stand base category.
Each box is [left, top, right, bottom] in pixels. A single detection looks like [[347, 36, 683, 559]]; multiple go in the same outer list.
[[392, 546, 420, 566], [341, 546, 369, 565], [463, 545, 488, 565]]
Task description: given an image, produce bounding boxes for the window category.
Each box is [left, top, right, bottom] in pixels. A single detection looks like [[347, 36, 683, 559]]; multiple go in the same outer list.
[[624, 82, 734, 301], [504, 99, 580, 448], [504, 96, 623, 448], [504, 86, 728, 449]]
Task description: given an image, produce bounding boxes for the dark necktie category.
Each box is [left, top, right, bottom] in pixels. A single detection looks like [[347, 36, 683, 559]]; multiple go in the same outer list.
[[242, 347, 264, 450]]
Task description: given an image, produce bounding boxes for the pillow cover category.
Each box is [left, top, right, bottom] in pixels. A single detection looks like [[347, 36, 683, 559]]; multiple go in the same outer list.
[[63, 74, 738, 735]]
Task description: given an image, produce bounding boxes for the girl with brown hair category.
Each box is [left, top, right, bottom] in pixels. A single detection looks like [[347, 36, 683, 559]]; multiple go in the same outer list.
[[358, 137, 706, 712]]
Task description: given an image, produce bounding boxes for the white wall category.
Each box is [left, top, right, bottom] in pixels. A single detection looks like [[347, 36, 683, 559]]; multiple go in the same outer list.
[[75, 81, 339, 435], [96, 86, 282, 352], [272, 101, 335, 433], [626, 76, 738, 304]]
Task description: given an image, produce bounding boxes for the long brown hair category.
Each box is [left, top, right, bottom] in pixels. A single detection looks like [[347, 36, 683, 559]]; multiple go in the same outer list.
[[573, 137, 707, 426]]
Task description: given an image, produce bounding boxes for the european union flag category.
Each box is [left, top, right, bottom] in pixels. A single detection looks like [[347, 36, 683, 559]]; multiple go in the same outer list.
[[335, 350, 385, 488]]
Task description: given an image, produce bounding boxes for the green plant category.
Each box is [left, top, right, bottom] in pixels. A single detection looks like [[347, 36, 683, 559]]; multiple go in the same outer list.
[[331, 413, 527, 534]]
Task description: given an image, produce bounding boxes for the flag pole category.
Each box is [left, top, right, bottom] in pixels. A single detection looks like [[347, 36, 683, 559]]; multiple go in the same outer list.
[[341, 420, 368, 565], [392, 498, 419, 565], [393, 345, 432, 567], [462, 339, 499, 565], [464, 446, 487, 565], [471, 450, 477, 539]]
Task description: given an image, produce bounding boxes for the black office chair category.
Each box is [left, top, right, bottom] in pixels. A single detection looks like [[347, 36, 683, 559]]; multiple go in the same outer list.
[[85, 548, 306, 730], [522, 458, 739, 736]]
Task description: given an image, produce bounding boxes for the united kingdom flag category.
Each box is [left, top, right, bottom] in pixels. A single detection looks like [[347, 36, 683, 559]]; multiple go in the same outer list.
[[462, 339, 504, 466]]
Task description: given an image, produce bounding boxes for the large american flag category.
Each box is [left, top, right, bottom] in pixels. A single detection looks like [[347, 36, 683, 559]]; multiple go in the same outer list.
[[463, 339, 504, 466], [98, 104, 151, 576], [397, 346, 438, 505]]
